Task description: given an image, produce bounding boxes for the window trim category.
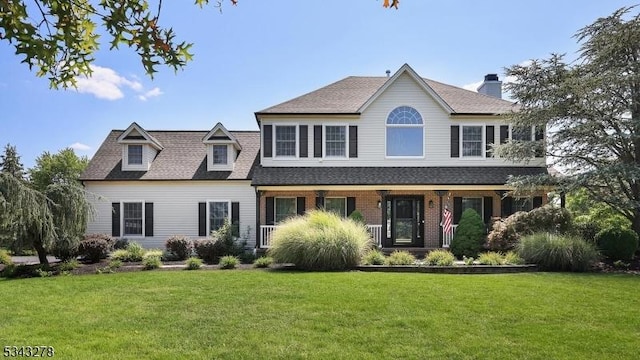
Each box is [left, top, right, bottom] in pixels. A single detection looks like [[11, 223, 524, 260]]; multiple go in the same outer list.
[[460, 124, 485, 159], [324, 197, 347, 217], [274, 197, 297, 224], [385, 106, 425, 159], [121, 200, 145, 238], [322, 124, 349, 159], [273, 124, 299, 159], [207, 200, 231, 233], [211, 144, 229, 165]]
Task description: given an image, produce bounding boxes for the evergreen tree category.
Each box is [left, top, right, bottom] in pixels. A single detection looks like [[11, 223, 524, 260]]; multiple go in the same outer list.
[[450, 209, 486, 259], [0, 144, 25, 180]]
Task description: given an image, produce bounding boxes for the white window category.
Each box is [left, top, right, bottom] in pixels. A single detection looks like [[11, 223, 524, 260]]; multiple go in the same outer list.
[[386, 106, 424, 157], [127, 145, 143, 165], [325, 197, 346, 217], [461, 197, 483, 218], [275, 126, 297, 157], [209, 201, 230, 232], [325, 126, 346, 157], [123, 202, 143, 236], [512, 126, 533, 141], [513, 197, 533, 212], [275, 198, 297, 223], [212, 145, 228, 165], [462, 126, 483, 157]]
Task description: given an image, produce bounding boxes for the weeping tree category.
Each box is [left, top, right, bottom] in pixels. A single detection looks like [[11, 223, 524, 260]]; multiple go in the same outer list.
[[496, 6, 640, 236]]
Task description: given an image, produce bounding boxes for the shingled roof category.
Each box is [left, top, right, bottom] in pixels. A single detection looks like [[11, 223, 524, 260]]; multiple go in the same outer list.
[[256, 68, 515, 115], [80, 130, 260, 181], [251, 166, 548, 186]]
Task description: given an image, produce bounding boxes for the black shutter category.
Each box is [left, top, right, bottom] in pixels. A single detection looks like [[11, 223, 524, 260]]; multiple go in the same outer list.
[[500, 125, 509, 144], [266, 197, 275, 225], [314, 125, 322, 158], [501, 196, 513, 217], [535, 125, 544, 157], [198, 202, 206, 237], [347, 197, 356, 217], [533, 196, 543, 209], [316, 197, 324, 209], [144, 203, 154, 237], [486, 125, 495, 157], [451, 126, 460, 158], [453, 197, 462, 224], [299, 125, 308, 158], [296, 197, 306, 215], [263, 125, 272, 158], [483, 197, 493, 224], [349, 126, 358, 158], [231, 202, 240, 237], [112, 202, 120, 237]]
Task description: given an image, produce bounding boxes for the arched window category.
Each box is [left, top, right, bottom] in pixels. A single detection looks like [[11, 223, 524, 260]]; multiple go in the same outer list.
[[386, 106, 424, 157]]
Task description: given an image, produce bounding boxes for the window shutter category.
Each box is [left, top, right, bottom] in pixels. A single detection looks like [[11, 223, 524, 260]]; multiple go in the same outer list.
[[316, 197, 324, 209], [500, 125, 509, 144], [347, 197, 356, 217], [265, 197, 275, 225], [112, 203, 120, 237], [314, 125, 322, 158], [483, 197, 493, 224], [198, 202, 207, 237], [296, 197, 306, 215], [349, 126, 358, 158], [263, 125, 273, 158], [501, 196, 513, 217], [299, 125, 308, 158], [486, 125, 495, 157], [450, 126, 460, 158], [535, 126, 544, 157], [453, 197, 462, 224], [145, 203, 154, 237], [533, 196, 543, 209], [231, 202, 240, 237]]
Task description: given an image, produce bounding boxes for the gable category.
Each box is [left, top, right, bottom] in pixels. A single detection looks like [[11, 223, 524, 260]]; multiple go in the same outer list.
[[117, 122, 163, 150]]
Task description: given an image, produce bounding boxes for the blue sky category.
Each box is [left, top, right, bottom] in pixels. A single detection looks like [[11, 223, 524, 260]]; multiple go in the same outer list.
[[0, 0, 635, 168]]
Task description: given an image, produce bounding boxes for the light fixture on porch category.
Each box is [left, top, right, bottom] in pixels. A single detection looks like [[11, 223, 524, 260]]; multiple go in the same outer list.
[[377, 200, 381, 209], [428, 200, 434, 208]]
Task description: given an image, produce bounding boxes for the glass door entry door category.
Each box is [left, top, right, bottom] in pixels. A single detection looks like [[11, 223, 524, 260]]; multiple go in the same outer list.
[[386, 196, 424, 247]]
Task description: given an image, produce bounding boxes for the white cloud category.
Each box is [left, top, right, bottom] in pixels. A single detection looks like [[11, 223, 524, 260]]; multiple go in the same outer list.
[[138, 87, 164, 101], [463, 80, 483, 92], [75, 65, 143, 100], [69, 142, 91, 151]]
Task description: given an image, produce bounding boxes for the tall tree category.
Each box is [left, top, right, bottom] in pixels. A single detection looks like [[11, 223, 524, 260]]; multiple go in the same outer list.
[[0, 144, 25, 179], [0, 1, 399, 88], [497, 6, 640, 235], [29, 148, 89, 191]]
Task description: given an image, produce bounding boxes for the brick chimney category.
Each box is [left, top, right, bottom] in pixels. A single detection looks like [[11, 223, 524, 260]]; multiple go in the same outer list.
[[477, 73, 502, 99]]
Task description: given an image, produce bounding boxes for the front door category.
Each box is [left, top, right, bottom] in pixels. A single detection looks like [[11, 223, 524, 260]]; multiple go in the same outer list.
[[386, 196, 424, 247]]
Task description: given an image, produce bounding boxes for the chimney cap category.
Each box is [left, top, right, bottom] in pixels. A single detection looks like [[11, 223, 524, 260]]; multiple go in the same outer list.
[[484, 73, 499, 81], [385, 70, 391, 77]]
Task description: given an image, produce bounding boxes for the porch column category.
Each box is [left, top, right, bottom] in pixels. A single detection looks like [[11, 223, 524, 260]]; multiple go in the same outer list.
[[255, 190, 263, 249], [377, 190, 389, 248], [434, 190, 448, 248]]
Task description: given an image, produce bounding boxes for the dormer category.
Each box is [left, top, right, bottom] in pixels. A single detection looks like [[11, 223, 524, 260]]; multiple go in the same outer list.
[[117, 122, 163, 171], [203, 123, 242, 171]]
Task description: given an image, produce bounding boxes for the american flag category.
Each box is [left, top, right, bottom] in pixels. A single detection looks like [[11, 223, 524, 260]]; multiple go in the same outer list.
[[443, 208, 453, 235]]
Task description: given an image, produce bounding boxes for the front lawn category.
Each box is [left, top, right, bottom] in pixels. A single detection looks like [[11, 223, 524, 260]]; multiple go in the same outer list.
[[1, 271, 639, 359]]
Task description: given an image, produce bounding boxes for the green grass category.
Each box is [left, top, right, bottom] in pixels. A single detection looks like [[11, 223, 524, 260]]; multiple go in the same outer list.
[[1, 271, 639, 359]]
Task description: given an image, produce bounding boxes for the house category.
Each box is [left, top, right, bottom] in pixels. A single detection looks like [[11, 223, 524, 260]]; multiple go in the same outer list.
[[81, 64, 547, 251]]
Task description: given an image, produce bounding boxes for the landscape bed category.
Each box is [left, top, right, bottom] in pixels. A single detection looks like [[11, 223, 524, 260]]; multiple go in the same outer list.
[[1, 271, 639, 359]]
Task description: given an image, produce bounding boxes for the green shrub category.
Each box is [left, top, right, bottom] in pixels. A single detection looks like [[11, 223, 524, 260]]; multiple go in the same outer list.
[[526, 205, 573, 234], [50, 236, 79, 261], [613, 260, 630, 269], [268, 210, 370, 271], [142, 254, 162, 270], [144, 249, 164, 259], [58, 259, 79, 271], [185, 257, 203, 270], [110, 249, 130, 261], [517, 232, 599, 272], [125, 242, 145, 262], [193, 239, 224, 264], [219, 255, 239, 269], [571, 221, 602, 244], [463, 256, 475, 265], [78, 237, 111, 263], [84, 233, 115, 248], [0, 249, 13, 265], [108, 259, 122, 269], [165, 235, 192, 261], [477, 252, 504, 265], [35, 268, 52, 277], [238, 251, 257, 264], [384, 250, 416, 266], [253, 256, 274, 268], [451, 208, 486, 258], [595, 227, 639, 261], [211, 220, 245, 257], [504, 251, 525, 265], [348, 210, 366, 225], [361, 249, 386, 265], [113, 238, 129, 250], [424, 250, 455, 266]]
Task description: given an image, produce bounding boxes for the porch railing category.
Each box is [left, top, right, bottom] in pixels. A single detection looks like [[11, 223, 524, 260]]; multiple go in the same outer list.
[[260, 224, 383, 249], [442, 225, 458, 248]]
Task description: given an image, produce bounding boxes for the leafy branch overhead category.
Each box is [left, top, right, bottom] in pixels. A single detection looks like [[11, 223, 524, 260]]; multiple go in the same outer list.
[[0, 0, 398, 88]]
